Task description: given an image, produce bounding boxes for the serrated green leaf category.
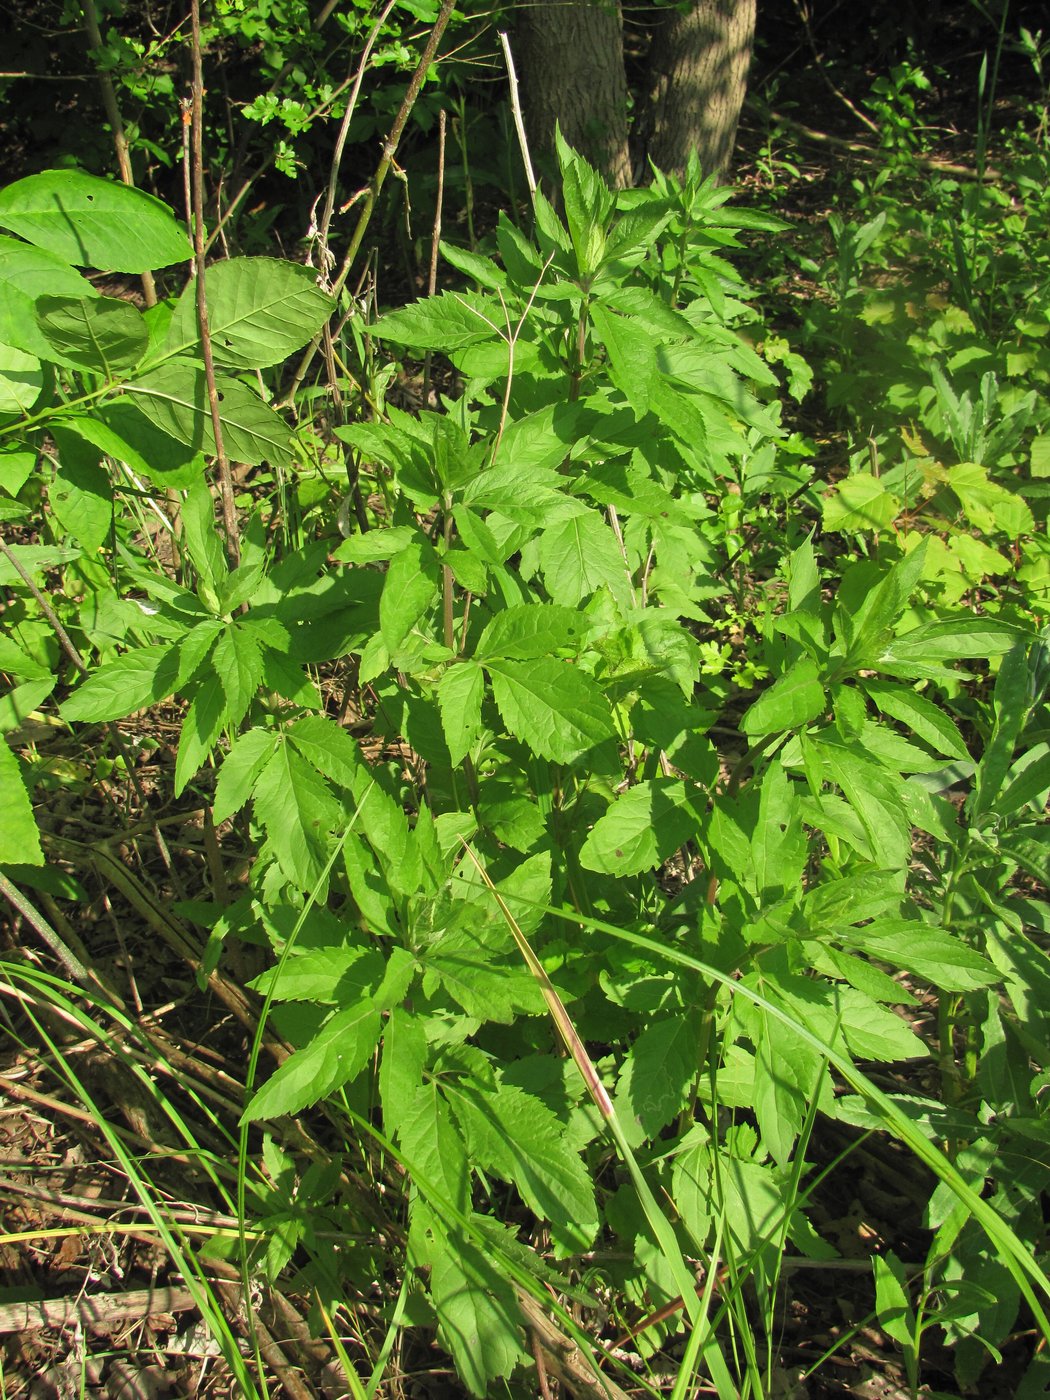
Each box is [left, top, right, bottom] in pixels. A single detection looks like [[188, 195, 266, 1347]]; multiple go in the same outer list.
[[809, 735, 911, 869], [243, 999, 382, 1121], [451, 1080, 598, 1253], [253, 741, 342, 889], [180, 475, 229, 593], [538, 510, 633, 607], [379, 1005, 426, 1135], [879, 617, 1021, 671], [400, 1081, 470, 1214], [838, 543, 927, 670], [580, 778, 696, 876], [752, 761, 808, 897], [753, 1009, 816, 1167], [556, 127, 611, 275], [60, 643, 180, 721], [614, 1015, 697, 1146], [174, 618, 223, 687], [475, 604, 587, 661], [438, 241, 507, 290], [0, 740, 43, 864], [823, 473, 900, 533], [287, 713, 362, 790], [0, 170, 191, 272], [371, 289, 501, 351], [380, 537, 441, 653], [174, 672, 228, 795], [249, 946, 380, 1003], [164, 257, 335, 368], [487, 657, 614, 763], [837, 987, 927, 1061], [741, 656, 825, 737], [212, 726, 276, 823], [590, 301, 660, 417], [846, 919, 999, 992], [861, 679, 970, 761], [947, 461, 1034, 539], [428, 1229, 526, 1397], [422, 930, 544, 1023], [211, 625, 263, 730], [437, 661, 485, 765], [462, 462, 569, 516]]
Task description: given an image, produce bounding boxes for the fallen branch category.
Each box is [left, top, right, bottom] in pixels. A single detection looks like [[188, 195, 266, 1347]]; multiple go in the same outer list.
[[767, 110, 1001, 182], [0, 1285, 196, 1335]]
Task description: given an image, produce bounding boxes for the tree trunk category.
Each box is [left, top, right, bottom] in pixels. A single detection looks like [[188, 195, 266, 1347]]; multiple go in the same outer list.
[[515, 1, 633, 190], [643, 0, 757, 182]]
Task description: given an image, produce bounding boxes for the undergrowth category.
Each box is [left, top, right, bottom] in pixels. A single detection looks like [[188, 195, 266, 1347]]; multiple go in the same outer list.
[[1, 10, 1049, 1399]]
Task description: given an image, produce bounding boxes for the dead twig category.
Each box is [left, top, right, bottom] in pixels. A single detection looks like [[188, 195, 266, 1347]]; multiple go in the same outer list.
[[189, 0, 240, 566], [0, 1285, 196, 1336]]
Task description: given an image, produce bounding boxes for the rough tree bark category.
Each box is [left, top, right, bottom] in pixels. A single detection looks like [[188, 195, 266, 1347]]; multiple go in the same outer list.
[[643, 0, 757, 180], [513, 0, 757, 188], [514, 1, 633, 189]]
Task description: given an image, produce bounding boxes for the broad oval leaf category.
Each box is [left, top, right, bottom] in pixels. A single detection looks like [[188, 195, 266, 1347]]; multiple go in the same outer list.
[[0, 170, 192, 272], [0, 344, 43, 414], [0, 236, 97, 357], [124, 359, 294, 467], [164, 257, 335, 368], [36, 294, 147, 375]]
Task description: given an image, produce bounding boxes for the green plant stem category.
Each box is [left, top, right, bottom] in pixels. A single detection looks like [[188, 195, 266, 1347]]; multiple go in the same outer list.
[[280, 0, 456, 409]]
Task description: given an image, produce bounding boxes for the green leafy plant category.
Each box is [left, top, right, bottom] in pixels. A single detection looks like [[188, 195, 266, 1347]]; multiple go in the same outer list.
[[2, 129, 1049, 1398]]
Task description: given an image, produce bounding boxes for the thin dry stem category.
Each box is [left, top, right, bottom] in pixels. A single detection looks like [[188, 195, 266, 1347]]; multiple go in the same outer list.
[[81, 0, 157, 307], [281, 0, 457, 408], [499, 30, 537, 199], [422, 107, 447, 407], [190, 0, 240, 566], [314, 0, 400, 283]]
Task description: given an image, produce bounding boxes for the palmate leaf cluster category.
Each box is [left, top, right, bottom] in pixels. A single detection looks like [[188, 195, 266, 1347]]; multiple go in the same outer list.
[[0, 142, 1048, 1396]]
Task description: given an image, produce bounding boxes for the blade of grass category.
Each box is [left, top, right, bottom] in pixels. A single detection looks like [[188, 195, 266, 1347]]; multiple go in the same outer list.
[[0, 962, 263, 1398]]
